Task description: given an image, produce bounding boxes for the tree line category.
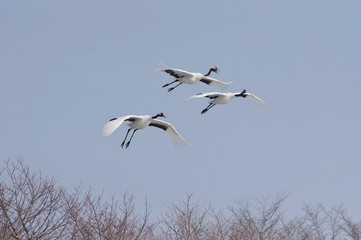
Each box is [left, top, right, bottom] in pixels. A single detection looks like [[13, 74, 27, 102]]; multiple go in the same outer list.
[[0, 158, 360, 240]]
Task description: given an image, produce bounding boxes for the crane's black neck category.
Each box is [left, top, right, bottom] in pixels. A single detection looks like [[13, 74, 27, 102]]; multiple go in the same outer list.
[[204, 68, 213, 76], [152, 113, 164, 119], [235, 89, 247, 98]]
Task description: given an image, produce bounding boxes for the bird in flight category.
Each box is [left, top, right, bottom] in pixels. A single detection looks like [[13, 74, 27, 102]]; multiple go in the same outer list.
[[187, 89, 266, 114], [157, 64, 231, 92], [102, 113, 185, 148]]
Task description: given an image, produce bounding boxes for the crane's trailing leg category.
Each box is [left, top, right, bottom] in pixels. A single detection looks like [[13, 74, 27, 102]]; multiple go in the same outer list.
[[125, 129, 138, 148], [162, 80, 178, 88], [201, 103, 216, 114], [168, 82, 183, 92], [121, 128, 132, 148]]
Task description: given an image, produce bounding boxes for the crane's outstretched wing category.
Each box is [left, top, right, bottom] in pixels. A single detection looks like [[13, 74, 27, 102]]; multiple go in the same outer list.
[[244, 92, 267, 106], [102, 115, 138, 136], [149, 119, 186, 146], [156, 64, 194, 79], [186, 92, 222, 101], [200, 77, 231, 90]]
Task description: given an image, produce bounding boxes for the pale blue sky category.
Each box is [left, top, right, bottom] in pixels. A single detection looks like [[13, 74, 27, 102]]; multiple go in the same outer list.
[[1, 0, 360, 218]]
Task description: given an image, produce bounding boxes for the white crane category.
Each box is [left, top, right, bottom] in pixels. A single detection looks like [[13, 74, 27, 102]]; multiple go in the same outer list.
[[157, 64, 231, 92], [187, 89, 266, 114], [102, 113, 186, 148]]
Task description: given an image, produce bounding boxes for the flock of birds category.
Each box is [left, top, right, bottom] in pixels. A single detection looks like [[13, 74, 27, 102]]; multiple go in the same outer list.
[[102, 64, 266, 148]]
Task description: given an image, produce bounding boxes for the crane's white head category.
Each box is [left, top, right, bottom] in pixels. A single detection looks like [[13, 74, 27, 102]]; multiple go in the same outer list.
[[211, 66, 220, 74], [205, 66, 220, 76]]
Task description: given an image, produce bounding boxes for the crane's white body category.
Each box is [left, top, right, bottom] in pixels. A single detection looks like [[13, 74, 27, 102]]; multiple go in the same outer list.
[[187, 90, 266, 114], [158, 64, 231, 90], [188, 92, 266, 105], [102, 114, 185, 146], [191, 92, 237, 105]]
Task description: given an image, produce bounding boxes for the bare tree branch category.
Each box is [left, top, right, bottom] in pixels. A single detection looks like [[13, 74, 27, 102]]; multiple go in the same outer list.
[[1, 157, 360, 240]]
